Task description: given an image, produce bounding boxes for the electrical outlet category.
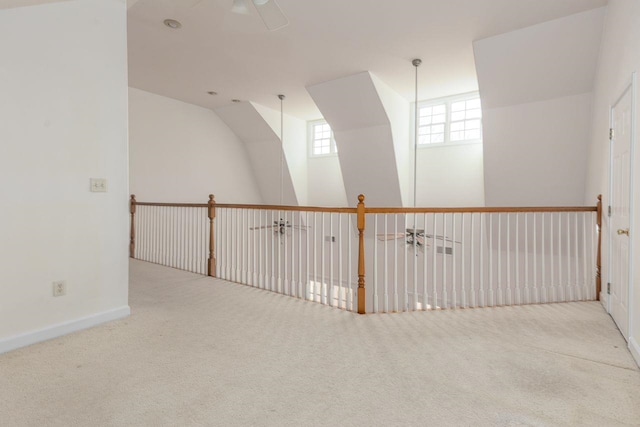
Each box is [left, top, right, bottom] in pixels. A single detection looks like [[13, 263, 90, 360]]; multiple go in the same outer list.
[[90, 178, 107, 192], [53, 280, 66, 297]]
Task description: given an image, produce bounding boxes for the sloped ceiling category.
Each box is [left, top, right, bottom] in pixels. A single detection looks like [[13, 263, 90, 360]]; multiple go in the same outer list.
[[127, 0, 608, 120], [0, 0, 70, 9], [474, 7, 606, 108], [308, 72, 404, 206]]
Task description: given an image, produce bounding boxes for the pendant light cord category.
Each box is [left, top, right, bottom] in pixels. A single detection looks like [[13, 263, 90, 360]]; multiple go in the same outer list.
[[412, 59, 421, 208], [279, 94, 285, 205]]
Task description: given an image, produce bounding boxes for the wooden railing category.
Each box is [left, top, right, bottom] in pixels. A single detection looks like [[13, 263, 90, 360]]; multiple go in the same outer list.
[[130, 194, 602, 314]]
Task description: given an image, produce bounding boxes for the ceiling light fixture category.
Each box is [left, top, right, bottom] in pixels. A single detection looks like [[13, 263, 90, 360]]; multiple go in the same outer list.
[[163, 19, 182, 29], [231, 99, 241, 103], [231, 0, 249, 14], [207, 91, 218, 96], [253, 0, 270, 5]]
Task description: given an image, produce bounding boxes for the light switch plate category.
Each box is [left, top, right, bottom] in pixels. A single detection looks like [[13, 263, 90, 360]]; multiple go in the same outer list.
[[90, 178, 107, 192]]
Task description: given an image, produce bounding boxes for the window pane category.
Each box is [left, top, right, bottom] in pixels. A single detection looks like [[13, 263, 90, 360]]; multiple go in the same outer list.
[[467, 119, 481, 129], [451, 122, 464, 131], [433, 104, 446, 114], [450, 131, 463, 141], [451, 111, 465, 122], [420, 107, 432, 116], [466, 108, 482, 119], [467, 98, 481, 109], [419, 117, 432, 126], [432, 133, 444, 143], [432, 114, 446, 124], [451, 101, 466, 112], [466, 129, 481, 140], [432, 124, 445, 133]]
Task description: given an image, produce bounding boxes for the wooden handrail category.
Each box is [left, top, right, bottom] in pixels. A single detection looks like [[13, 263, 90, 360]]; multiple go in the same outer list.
[[134, 202, 208, 208], [364, 206, 597, 214], [216, 203, 357, 214], [132, 199, 596, 215]]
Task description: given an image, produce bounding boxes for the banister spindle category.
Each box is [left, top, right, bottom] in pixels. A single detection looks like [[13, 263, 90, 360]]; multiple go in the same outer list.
[[129, 195, 136, 258], [357, 194, 366, 314], [208, 194, 217, 277]]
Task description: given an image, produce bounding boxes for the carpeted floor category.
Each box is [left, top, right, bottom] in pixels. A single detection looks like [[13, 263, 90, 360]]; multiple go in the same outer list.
[[1, 259, 639, 426]]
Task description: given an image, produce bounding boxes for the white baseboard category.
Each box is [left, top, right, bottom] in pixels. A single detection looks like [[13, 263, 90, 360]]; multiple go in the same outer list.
[[0, 306, 130, 355], [630, 337, 640, 368]]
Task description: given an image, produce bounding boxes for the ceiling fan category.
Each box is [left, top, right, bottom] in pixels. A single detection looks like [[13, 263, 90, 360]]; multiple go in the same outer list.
[[377, 228, 462, 253], [192, 0, 289, 31], [250, 218, 308, 235]]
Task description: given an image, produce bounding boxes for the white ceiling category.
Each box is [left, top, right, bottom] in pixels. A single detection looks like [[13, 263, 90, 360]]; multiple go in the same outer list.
[[0, 0, 70, 9], [126, 0, 608, 120]]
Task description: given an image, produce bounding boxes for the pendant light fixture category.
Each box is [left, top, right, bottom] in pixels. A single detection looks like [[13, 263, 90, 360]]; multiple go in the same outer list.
[[412, 58, 421, 209], [278, 94, 285, 205], [408, 58, 425, 250]]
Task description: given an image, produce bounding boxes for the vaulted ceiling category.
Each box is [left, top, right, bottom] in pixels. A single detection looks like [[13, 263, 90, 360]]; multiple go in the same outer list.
[[126, 0, 608, 120]]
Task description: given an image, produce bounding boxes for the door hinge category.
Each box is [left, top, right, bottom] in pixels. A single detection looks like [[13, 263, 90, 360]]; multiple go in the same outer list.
[[608, 205, 612, 217], [609, 128, 615, 140], [607, 282, 611, 294]]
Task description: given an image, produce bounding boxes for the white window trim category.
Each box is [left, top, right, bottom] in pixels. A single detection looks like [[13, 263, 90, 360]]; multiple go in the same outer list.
[[308, 119, 338, 157], [412, 91, 483, 148]]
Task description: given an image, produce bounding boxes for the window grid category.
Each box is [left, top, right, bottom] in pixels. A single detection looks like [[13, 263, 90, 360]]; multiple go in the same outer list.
[[309, 121, 337, 156], [417, 94, 482, 146]]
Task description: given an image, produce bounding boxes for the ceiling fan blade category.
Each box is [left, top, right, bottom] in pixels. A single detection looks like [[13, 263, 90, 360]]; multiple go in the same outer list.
[[377, 233, 405, 241], [425, 234, 461, 244], [416, 236, 431, 247], [252, 0, 288, 31], [231, 0, 250, 14], [249, 225, 277, 230]]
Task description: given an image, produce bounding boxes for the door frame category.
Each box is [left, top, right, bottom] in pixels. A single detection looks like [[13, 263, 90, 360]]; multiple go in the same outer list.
[[607, 72, 637, 342]]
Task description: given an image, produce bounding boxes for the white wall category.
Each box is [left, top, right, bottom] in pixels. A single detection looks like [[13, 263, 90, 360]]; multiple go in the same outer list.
[[129, 88, 262, 204], [483, 93, 593, 206], [416, 143, 486, 207], [308, 156, 349, 206], [253, 102, 309, 206], [0, 0, 130, 352], [584, 0, 640, 366]]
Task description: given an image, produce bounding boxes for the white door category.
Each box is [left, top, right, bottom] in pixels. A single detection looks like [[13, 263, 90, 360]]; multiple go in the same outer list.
[[609, 83, 634, 340]]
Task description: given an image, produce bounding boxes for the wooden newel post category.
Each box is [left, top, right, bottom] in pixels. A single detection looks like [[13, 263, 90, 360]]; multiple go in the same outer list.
[[207, 194, 217, 277], [596, 194, 602, 301], [129, 195, 136, 258], [357, 194, 366, 314]]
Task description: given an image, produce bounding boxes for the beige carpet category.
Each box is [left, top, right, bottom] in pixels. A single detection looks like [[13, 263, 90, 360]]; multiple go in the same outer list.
[[1, 260, 639, 426]]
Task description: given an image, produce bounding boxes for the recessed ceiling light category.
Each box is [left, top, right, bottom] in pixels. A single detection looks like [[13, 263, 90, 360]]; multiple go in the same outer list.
[[232, 99, 241, 103], [163, 19, 182, 29], [207, 91, 218, 96]]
